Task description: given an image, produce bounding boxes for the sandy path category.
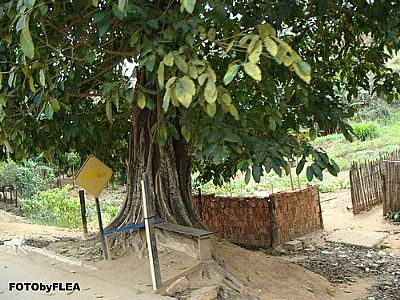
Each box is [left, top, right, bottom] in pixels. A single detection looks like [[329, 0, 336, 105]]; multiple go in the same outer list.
[[0, 246, 170, 300], [0, 210, 81, 242]]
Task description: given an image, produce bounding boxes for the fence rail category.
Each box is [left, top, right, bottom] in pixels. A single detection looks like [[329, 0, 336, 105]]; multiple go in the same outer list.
[[350, 149, 400, 215]]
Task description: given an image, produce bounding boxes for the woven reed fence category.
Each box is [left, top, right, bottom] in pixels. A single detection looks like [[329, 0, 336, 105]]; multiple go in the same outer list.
[[350, 149, 400, 215]]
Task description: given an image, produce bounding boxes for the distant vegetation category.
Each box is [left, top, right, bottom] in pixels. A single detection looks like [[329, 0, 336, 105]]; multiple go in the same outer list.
[[314, 98, 400, 170]]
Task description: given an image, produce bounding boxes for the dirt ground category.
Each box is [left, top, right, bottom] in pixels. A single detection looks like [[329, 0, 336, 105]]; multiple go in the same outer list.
[[0, 187, 399, 299]]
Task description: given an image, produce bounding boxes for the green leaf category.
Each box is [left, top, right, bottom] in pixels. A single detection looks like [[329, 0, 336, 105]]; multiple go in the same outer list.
[[144, 54, 156, 72], [157, 62, 165, 89], [16, 15, 26, 32], [93, 11, 107, 24], [207, 28, 216, 42], [252, 165, 261, 183], [162, 89, 171, 112], [309, 128, 317, 140], [106, 100, 112, 122], [175, 81, 193, 108], [245, 168, 251, 184], [298, 60, 311, 76], [206, 102, 216, 117], [39, 69, 46, 87], [118, 0, 127, 13], [45, 103, 53, 120], [159, 126, 168, 145], [306, 166, 313, 181], [249, 40, 263, 64], [243, 62, 261, 81], [174, 55, 188, 73], [311, 163, 323, 181], [204, 80, 217, 103], [239, 35, 250, 45], [86, 51, 96, 65], [20, 19, 34, 59], [247, 35, 259, 54], [24, 0, 36, 8], [181, 125, 190, 142], [182, 0, 196, 13], [259, 23, 276, 38], [180, 76, 196, 96], [263, 37, 278, 57], [293, 61, 312, 84], [223, 64, 239, 85], [170, 124, 180, 140], [269, 118, 276, 131], [198, 74, 208, 86], [50, 99, 60, 112], [165, 76, 177, 89], [163, 53, 174, 67], [296, 158, 306, 175], [130, 30, 140, 47], [228, 104, 239, 120], [189, 66, 198, 79], [28, 75, 35, 92], [92, 0, 98, 6], [137, 93, 146, 109], [221, 93, 232, 104], [226, 39, 235, 53]]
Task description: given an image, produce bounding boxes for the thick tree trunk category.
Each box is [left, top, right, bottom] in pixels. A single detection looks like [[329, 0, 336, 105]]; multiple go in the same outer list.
[[106, 105, 204, 231]]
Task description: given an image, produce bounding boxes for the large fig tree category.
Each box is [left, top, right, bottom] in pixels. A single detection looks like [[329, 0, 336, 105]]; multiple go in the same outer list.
[[0, 0, 399, 229]]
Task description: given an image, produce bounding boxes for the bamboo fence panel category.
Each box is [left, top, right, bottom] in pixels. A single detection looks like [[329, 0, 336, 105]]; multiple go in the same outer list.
[[350, 149, 400, 215]]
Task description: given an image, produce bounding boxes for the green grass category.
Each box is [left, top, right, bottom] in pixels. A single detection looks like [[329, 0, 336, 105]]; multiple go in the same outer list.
[[314, 115, 400, 170]]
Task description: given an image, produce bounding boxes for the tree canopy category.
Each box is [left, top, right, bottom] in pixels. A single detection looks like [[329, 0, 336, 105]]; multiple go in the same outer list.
[[0, 0, 399, 185]]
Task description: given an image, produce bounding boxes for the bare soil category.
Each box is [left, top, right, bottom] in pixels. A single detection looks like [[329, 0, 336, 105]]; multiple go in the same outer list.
[[0, 186, 399, 299]]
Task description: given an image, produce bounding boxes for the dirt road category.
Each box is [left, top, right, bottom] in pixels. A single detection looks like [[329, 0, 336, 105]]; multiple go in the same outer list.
[[0, 246, 170, 300]]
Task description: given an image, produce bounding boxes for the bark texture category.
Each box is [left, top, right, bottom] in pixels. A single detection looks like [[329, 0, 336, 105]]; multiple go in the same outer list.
[[106, 105, 204, 232]]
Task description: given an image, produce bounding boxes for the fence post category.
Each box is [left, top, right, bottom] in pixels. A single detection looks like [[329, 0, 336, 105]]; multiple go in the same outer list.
[[268, 196, 278, 248], [141, 173, 162, 290], [381, 172, 387, 216], [79, 190, 89, 238], [95, 197, 110, 260], [316, 186, 324, 229]]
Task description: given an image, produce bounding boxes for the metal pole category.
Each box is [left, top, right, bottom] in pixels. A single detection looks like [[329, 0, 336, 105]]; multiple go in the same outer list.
[[79, 190, 88, 238], [141, 173, 162, 290], [95, 197, 110, 260]]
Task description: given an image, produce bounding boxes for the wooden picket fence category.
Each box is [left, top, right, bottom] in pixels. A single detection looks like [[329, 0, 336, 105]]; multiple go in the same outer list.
[[383, 158, 400, 215], [350, 149, 400, 215]]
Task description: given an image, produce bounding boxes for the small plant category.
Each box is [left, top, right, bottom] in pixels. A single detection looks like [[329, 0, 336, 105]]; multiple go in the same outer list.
[[386, 211, 400, 222], [65, 151, 81, 188], [352, 122, 379, 141], [20, 185, 82, 228], [0, 158, 55, 199]]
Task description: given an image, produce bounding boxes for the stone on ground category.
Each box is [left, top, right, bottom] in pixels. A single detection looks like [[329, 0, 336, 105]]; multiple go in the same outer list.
[[326, 229, 388, 248], [187, 285, 221, 300], [283, 240, 303, 251], [166, 276, 189, 296]]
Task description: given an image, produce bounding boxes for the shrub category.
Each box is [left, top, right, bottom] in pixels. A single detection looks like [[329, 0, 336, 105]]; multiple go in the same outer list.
[[20, 185, 82, 228], [352, 122, 379, 141], [386, 211, 400, 222], [0, 158, 55, 199]]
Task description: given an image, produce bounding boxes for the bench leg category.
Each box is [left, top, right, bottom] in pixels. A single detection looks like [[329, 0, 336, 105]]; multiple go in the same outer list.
[[198, 237, 212, 261]]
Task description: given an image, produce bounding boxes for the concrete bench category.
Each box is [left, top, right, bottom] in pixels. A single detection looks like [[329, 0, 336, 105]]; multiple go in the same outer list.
[[155, 222, 214, 261]]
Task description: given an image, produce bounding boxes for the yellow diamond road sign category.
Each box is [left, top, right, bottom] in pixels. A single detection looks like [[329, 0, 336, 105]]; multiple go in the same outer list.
[[75, 155, 112, 197]]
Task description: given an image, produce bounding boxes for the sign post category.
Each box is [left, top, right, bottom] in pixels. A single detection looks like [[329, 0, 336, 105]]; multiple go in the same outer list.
[[95, 197, 110, 260], [79, 190, 88, 238], [75, 155, 113, 260], [141, 173, 162, 290]]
